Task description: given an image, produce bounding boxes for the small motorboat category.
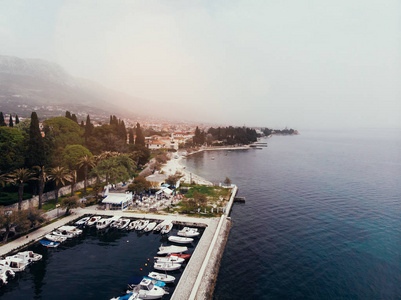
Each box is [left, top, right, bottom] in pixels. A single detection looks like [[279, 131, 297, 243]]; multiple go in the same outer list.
[[127, 277, 168, 299], [135, 220, 149, 231], [96, 217, 119, 230], [153, 220, 169, 232], [87, 216, 101, 226], [57, 225, 83, 236], [0, 257, 29, 272], [177, 227, 200, 238], [45, 234, 67, 243], [154, 261, 181, 271], [18, 251, 42, 262], [144, 222, 157, 232], [39, 240, 60, 248], [160, 222, 173, 235], [170, 253, 191, 260], [0, 266, 15, 286], [157, 245, 187, 255], [51, 230, 74, 239], [128, 220, 139, 230], [118, 218, 131, 229], [75, 216, 90, 226], [168, 236, 193, 244], [154, 256, 185, 264], [147, 271, 175, 283]]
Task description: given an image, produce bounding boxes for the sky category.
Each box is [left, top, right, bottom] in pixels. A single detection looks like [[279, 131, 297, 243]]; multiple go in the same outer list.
[[1, 0, 400, 129]]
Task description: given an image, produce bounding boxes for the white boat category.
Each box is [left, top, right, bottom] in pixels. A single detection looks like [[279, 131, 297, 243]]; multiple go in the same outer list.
[[0, 257, 29, 272], [154, 256, 185, 264], [45, 234, 67, 243], [144, 222, 157, 232], [128, 278, 168, 299], [52, 230, 74, 239], [177, 227, 200, 238], [168, 235, 193, 244], [135, 220, 149, 231], [75, 216, 90, 226], [157, 245, 187, 255], [154, 261, 181, 271], [0, 266, 15, 286], [160, 222, 173, 234], [147, 271, 175, 283], [96, 216, 120, 230], [153, 220, 169, 232], [18, 251, 42, 262], [118, 218, 131, 229], [128, 220, 139, 230], [87, 216, 101, 226], [58, 225, 83, 236]]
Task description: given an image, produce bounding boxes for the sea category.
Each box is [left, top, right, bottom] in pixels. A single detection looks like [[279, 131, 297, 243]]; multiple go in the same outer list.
[[181, 129, 401, 300]]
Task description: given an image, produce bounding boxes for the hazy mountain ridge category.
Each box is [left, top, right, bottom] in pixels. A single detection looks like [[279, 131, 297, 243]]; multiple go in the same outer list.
[[0, 55, 141, 120]]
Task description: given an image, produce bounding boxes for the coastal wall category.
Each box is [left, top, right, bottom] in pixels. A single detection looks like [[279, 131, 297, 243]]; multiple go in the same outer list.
[[5, 178, 96, 210]]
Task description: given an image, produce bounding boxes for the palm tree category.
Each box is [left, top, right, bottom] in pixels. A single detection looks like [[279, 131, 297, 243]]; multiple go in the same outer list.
[[69, 170, 77, 196], [77, 155, 95, 194], [32, 166, 49, 209], [7, 168, 35, 210], [48, 167, 72, 205]]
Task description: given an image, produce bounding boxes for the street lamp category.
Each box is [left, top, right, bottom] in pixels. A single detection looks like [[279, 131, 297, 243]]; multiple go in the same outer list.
[[56, 204, 60, 217]]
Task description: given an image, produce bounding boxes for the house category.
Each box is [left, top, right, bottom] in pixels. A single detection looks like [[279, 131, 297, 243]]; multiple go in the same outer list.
[[101, 191, 133, 210]]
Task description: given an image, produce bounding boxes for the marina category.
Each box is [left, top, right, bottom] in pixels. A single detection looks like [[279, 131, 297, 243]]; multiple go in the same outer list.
[[0, 182, 237, 299]]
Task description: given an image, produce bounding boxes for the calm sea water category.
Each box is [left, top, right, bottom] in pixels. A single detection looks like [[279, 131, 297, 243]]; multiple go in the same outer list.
[[0, 225, 203, 299], [182, 130, 401, 300]]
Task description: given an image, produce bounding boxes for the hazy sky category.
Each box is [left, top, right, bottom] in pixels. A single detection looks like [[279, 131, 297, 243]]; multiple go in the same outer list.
[[1, 0, 400, 129]]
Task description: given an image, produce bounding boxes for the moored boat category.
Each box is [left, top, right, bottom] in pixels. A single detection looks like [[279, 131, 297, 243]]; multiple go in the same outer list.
[[154, 261, 181, 271], [18, 251, 42, 262], [128, 220, 139, 230], [168, 236, 193, 244], [118, 218, 131, 229], [87, 216, 101, 226], [135, 219, 149, 231], [177, 227, 200, 238], [157, 244, 187, 255], [160, 222, 173, 234], [153, 220, 169, 232], [45, 234, 67, 243], [39, 240, 60, 248], [0, 266, 15, 286], [170, 253, 191, 260], [147, 271, 175, 283], [154, 255, 185, 264], [75, 216, 90, 226], [96, 216, 120, 230], [144, 222, 157, 232], [128, 277, 168, 299]]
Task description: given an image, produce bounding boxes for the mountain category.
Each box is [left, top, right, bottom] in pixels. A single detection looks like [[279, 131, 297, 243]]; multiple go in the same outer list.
[[0, 55, 142, 121]]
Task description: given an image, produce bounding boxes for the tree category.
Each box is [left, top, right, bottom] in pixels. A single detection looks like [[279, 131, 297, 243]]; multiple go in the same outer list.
[[26, 112, 46, 168], [128, 128, 134, 144], [15, 114, 20, 125], [91, 155, 134, 186], [61, 195, 81, 215], [77, 155, 95, 194], [165, 172, 183, 186], [224, 177, 232, 186], [48, 167, 72, 205], [0, 127, 26, 172], [7, 168, 36, 210], [69, 170, 78, 196], [32, 166, 49, 209], [9, 114, 13, 127], [135, 123, 145, 146], [0, 112, 6, 126], [26, 207, 47, 228], [62, 145, 92, 171], [127, 176, 151, 194], [65, 111, 72, 119], [0, 208, 28, 242], [71, 114, 78, 123], [84, 114, 94, 143]]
